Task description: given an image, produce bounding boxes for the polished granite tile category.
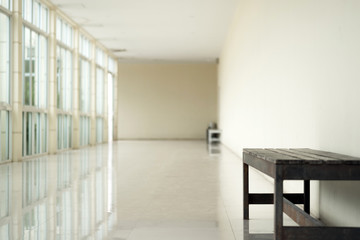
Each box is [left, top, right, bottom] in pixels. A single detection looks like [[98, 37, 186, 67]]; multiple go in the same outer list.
[[0, 141, 295, 240]]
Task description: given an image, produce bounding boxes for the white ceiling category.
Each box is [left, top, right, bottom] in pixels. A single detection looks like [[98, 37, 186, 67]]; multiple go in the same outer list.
[[51, 0, 238, 62]]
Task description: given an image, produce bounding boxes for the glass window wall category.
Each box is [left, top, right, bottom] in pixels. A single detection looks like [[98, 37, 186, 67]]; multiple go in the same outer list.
[[23, 0, 48, 33], [22, 0, 48, 157], [56, 17, 73, 150], [23, 27, 48, 108]]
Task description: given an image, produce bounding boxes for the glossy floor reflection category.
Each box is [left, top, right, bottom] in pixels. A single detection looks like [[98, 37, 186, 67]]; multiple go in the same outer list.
[[0, 141, 295, 240]]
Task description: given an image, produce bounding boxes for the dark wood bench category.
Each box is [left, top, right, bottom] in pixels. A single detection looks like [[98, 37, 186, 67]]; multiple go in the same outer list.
[[243, 148, 360, 240]]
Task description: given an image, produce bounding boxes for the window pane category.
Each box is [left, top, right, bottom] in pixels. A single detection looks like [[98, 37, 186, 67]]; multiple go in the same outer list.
[[33, 1, 40, 28], [0, 13, 10, 104], [56, 47, 61, 108], [56, 18, 61, 41], [31, 31, 39, 107], [39, 35, 47, 108], [24, 112, 32, 156], [80, 116, 90, 146], [41, 113, 47, 153], [23, 28, 48, 109], [57, 46, 72, 112], [23, 0, 32, 22], [23, 27, 31, 105], [22, 112, 48, 156], [57, 115, 62, 149], [96, 117, 103, 143], [80, 59, 90, 113], [41, 5, 48, 32], [65, 50, 72, 111], [56, 18, 73, 47], [96, 68, 104, 115], [57, 114, 72, 150], [0, 111, 9, 161], [34, 113, 39, 154], [96, 48, 106, 67], [0, 0, 10, 9], [80, 35, 91, 58]]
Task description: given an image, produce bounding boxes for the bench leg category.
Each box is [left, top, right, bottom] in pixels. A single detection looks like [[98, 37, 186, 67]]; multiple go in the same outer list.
[[243, 163, 249, 219], [274, 167, 283, 240], [304, 180, 310, 214]]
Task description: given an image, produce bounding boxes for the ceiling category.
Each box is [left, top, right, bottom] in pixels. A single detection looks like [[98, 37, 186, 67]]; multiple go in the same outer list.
[[51, 0, 239, 62]]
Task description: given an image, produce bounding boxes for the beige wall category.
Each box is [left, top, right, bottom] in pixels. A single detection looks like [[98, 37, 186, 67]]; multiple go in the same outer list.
[[219, 0, 360, 226], [117, 63, 217, 139]]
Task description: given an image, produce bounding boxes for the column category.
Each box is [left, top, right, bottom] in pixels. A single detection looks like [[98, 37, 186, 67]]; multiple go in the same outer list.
[[90, 44, 96, 145], [12, 0, 23, 161], [72, 29, 80, 149], [103, 56, 108, 143], [113, 63, 119, 140], [48, 8, 57, 154]]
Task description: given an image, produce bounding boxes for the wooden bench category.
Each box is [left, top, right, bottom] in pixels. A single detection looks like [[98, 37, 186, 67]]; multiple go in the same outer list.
[[243, 148, 360, 240]]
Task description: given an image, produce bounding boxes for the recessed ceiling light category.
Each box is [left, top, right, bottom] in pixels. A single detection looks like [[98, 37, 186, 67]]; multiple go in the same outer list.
[[57, 3, 85, 9], [98, 38, 120, 41], [81, 23, 103, 27], [111, 49, 127, 53]]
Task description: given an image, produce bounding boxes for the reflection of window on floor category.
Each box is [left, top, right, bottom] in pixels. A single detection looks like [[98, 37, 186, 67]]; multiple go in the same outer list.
[[0, 164, 10, 240], [22, 157, 48, 239], [80, 150, 90, 176], [96, 170, 104, 224], [56, 153, 72, 240], [0, 224, 9, 240], [79, 178, 91, 238], [22, 158, 47, 207], [22, 203, 47, 240], [56, 191, 72, 240], [57, 154, 71, 189]]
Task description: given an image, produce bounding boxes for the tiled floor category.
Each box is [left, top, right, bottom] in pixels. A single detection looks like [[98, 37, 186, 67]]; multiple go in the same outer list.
[[0, 140, 296, 239]]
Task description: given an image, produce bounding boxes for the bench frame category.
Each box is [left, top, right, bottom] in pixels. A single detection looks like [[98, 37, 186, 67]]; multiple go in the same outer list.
[[243, 148, 360, 240]]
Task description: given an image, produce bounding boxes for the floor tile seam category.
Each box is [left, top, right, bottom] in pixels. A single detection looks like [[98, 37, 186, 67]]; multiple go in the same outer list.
[[219, 195, 237, 240]]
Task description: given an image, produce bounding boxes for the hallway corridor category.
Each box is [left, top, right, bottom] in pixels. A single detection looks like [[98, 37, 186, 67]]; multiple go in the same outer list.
[[0, 141, 295, 239]]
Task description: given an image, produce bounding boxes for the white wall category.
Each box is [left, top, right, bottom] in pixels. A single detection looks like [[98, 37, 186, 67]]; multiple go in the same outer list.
[[117, 63, 217, 139], [219, 0, 360, 225]]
